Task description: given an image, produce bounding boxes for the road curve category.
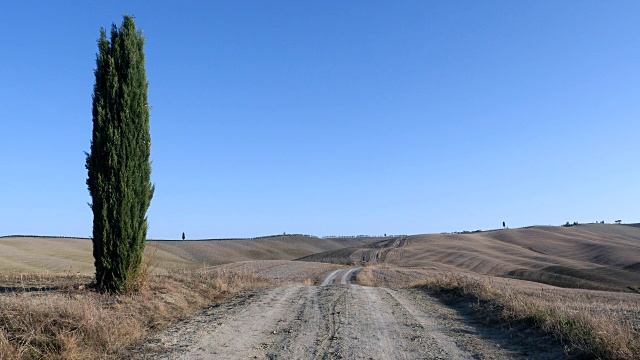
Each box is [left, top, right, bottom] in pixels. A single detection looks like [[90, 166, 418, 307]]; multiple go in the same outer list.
[[320, 267, 361, 286]]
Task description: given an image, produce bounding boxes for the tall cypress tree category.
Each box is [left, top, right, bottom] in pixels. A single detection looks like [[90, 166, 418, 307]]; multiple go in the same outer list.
[[86, 15, 154, 293]]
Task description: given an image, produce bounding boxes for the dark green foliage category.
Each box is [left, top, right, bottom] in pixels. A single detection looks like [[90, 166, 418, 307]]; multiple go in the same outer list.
[[86, 15, 154, 293], [182, 232, 185, 241]]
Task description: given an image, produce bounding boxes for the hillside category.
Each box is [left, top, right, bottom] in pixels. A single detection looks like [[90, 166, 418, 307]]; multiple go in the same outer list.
[[299, 224, 640, 292], [150, 235, 387, 267], [2, 226, 639, 358], [3, 225, 640, 292], [0, 235, 385, 273]]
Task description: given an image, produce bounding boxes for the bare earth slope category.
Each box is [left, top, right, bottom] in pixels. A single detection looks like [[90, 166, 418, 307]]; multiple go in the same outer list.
[[300, 225, 640, 292], [0, 235, 384, 273], [0, 237, 196, 273], [133, 269, 567, 359], [151, 236, 387, 267]]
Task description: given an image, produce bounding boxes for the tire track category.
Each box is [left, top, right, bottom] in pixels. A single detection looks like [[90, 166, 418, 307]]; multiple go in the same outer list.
[[133, 268, 569, 359], [320, 267, 360, 286], [146, 286, 307, 359], [380, 287, 472, 359]]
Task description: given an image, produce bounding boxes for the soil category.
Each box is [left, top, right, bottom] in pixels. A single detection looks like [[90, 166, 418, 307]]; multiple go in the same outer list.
[[131, 269, 570, 359]]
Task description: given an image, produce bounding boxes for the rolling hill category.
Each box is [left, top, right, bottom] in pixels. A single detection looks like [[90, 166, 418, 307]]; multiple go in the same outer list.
[[0, 235, 385, 273], [299, 224, 640, 292], [3, 224, 640, 292]]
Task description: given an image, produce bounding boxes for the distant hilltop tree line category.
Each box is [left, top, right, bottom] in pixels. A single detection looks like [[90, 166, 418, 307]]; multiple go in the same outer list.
[[563, 220, 620, 227], [249, 233, 317, 239], [452, 230, 483, 234]]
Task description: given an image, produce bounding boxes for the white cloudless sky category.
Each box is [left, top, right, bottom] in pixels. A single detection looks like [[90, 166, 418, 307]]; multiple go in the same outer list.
[[1, 1, 639, 239]]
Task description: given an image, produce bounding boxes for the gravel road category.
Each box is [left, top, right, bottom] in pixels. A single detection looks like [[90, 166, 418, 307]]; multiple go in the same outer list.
[[132, 268, 568, 359]]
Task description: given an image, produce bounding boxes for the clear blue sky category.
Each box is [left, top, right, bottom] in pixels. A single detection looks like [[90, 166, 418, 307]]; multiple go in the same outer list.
[[1, 1, 639, 239]]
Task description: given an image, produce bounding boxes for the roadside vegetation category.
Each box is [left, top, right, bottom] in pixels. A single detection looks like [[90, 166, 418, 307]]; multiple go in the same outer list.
[[357, 265, 640, 359], [0, 268, 271, 359]]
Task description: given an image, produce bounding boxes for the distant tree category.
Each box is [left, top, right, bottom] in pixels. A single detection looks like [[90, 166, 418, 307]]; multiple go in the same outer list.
[[86, 15, 154, 293], [182, 232, 185, 241], [502, 221, 505, 229], [615, 220, 622, 224]]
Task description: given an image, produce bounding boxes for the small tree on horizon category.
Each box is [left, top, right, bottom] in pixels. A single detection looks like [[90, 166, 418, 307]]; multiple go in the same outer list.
[[86, 15, 154, 293], [182, 232, 185, 240]]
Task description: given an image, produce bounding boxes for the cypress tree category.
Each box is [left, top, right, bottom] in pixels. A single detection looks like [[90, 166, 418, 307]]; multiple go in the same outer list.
[[86, 15, 154, 293]]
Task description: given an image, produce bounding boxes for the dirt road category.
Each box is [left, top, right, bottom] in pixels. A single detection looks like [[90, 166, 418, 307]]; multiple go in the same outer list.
[[319, 268, 360, 286], [133, 269, 568, 359]]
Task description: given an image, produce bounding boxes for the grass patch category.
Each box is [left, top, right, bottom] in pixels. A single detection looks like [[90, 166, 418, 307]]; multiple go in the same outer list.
[[416, 273, 640, 360], [0, 267, 272, 359]]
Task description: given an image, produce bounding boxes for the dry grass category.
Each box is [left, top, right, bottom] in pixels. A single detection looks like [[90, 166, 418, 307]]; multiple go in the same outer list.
[[423, 275, 639, 359], [0, 258, 341, 359], [355, 264, 392, 286], [0, 267, 274, 359], [216, 260, 344, 286], [355, 263, 440, 288], [364, 266, 640, 359]]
